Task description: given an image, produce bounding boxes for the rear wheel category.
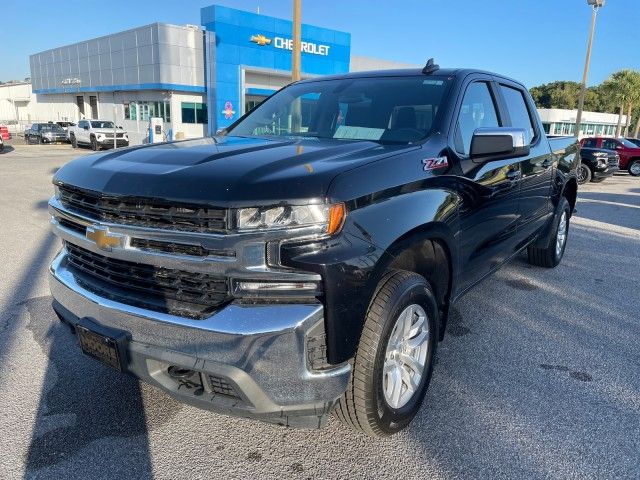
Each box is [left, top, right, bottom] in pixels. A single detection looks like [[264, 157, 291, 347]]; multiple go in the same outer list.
[[527, 197, 570, 268], [628, 160, 640, 177], [334, 270, 438, 436], [576, 163, 591, 185]]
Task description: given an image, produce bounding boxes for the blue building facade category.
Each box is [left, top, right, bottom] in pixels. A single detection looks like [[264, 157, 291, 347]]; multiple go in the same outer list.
[[201, 5, 351, 133]]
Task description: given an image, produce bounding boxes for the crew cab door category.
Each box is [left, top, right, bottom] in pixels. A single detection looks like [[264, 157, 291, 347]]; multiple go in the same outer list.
[[450, 77, 523, 292], [495, 81, 554, 242], [77, 120, 89, 143]]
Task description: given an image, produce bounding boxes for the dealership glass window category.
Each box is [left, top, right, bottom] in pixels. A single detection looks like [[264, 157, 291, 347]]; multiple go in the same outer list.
[[125, 101, 170, 122], [181, 102, 207, 124]]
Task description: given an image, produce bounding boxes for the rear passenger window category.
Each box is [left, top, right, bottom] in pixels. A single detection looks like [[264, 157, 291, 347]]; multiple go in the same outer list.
[[500, 85, 536, 143], [455, 82, 500, 155]]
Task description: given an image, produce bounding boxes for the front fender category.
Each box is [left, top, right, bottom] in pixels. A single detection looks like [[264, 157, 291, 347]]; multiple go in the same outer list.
[[281, 186, 460, 364]]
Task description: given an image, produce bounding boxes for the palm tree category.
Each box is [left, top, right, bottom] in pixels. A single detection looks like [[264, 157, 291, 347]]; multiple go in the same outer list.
[[601, 70, 640, 137]]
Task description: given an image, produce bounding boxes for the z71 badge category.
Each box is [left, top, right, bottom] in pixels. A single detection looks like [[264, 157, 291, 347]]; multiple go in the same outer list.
[[422, 156, 449, 171]]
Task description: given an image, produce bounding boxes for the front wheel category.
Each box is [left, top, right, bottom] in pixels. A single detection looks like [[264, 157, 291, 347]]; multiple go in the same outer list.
[[91, 136, 99, 151], [576, 163, 592, 185], [628, 160, 640, 177], [334, 270, 438, 436], [70, 135, 78, 149], [527, 197, 570, 268]]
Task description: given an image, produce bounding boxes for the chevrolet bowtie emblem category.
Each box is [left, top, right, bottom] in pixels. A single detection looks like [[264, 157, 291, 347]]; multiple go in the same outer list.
[[86, 226, 123, 251], [250, 34, 272, 46]]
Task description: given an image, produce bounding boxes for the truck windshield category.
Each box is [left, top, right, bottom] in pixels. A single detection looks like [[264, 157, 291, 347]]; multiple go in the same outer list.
[[228, 75, 452, 144], [91, 121, 115, 129], [41, 124, 65, 132]]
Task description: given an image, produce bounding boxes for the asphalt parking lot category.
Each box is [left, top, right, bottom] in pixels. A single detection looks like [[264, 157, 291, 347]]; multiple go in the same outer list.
[[0, 141, 638, 480]]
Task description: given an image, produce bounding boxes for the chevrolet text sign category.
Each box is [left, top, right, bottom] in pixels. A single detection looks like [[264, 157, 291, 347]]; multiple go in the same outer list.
[[273, 37, 330, 56]]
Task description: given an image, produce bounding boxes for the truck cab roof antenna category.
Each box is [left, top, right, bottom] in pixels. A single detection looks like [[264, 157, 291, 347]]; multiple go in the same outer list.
[[422, 58, 439, 75]]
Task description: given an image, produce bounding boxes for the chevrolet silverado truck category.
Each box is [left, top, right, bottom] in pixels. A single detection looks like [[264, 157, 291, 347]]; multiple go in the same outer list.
[[69, 119, 129, 151], [577, 146, 619, 184], [48, 63, 579, 436]]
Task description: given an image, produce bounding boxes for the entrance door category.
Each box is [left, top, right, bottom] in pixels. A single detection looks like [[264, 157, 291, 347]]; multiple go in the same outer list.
[[89, 96, 98, 119], [245, 95, 267, 115], [76, 96, 85, 118]]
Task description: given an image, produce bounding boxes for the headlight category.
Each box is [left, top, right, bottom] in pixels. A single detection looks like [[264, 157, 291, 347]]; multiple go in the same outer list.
[[236, 203, 345, 234], [54, 185, 61, 199]]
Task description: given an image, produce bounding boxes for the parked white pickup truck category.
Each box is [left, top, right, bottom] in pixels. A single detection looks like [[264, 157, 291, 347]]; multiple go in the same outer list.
[[70, 119, 129, 151]]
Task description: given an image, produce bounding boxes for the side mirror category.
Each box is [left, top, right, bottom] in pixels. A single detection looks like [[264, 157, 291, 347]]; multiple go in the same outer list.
[[470, 127, 530, 161], [118, 125, 123, 129]]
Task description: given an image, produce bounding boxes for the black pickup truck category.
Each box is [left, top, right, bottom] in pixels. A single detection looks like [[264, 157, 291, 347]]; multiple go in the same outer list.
[[577, 146, 619, 184], [48, 63, 579, 436]]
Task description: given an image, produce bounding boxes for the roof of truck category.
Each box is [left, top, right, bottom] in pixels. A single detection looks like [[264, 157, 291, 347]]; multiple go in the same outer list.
[[297, 67, 524, 88]]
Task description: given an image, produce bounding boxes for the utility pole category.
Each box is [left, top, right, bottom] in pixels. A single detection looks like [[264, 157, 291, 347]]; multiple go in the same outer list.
[[291, 0, 302, 133], [292, 0, 301, 82], [575, 0, 605, 138]]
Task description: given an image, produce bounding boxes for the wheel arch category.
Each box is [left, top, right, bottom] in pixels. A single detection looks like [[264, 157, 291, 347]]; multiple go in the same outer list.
[[373, 222, 457, 341], [562, 177, 578, 215]]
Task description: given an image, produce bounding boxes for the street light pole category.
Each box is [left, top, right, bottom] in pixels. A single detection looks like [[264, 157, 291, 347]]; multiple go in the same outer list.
[[575, 0, 604, 138]]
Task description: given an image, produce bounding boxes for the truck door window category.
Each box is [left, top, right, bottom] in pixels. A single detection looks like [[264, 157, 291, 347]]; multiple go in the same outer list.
[[499, 85, 536, 143], [602, 139, 619, 150], [582, 138, 597, 148], [455, 82, 500, 155]]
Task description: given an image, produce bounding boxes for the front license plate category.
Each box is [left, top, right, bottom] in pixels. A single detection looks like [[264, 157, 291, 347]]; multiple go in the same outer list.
[[76, 320, 128, 371]]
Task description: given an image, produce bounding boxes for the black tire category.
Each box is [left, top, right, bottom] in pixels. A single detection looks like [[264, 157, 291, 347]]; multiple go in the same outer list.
[[39, 136, 44, 144], [628, 159, 640, 177], [70, 134, 78, 149], [576, 163, 591, 185], [334, 270, 438, 436], [527, 197, 570, 268], [25, 135, 29, 144], [91, 136, 99, 151]]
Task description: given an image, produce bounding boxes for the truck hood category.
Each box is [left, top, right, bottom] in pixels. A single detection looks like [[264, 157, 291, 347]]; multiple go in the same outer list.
[[54, 135, 417, 206], [92, 128, 127, 135]]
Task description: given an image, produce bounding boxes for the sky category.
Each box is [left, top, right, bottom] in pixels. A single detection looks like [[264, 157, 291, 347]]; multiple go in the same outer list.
[[3, 0, 639, 88]]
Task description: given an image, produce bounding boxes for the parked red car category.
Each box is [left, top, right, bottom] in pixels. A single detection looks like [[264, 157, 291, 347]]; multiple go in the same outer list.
[[580, 137, 640, 176]]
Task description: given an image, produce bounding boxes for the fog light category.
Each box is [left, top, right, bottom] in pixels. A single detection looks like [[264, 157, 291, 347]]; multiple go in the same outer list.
[[237, 281, 317, 291]]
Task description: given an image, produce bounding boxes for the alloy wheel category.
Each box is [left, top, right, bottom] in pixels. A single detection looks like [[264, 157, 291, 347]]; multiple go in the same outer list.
[[383, 304, 430, 409]]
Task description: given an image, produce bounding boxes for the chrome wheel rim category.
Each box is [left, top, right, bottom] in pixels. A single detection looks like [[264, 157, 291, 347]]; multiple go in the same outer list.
[[577, 165, 588, 182], [630, 162, 640, 175], [383, 304, 430, 409], [556, 211, 567, 257]]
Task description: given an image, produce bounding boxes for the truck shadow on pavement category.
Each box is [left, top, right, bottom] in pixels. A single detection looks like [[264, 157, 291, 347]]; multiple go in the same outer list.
[[21, 296, 183, 476]]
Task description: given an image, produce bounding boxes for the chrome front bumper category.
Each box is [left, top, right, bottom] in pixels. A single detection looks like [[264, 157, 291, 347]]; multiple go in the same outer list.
[[49, 251, 351, 428]]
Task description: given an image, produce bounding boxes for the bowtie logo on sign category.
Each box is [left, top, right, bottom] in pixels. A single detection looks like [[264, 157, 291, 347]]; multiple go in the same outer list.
[[249, 34, 330, 56], [250, 34, 272, 46]]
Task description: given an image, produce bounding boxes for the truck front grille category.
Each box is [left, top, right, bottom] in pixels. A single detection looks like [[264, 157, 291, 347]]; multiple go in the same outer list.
[[65, 242, 230, 318], [58, 185, 228, 233]]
